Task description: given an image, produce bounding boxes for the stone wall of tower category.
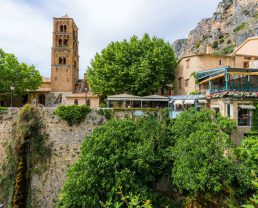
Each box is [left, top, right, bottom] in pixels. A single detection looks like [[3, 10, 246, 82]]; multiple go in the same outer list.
[[51, 17, 79, 92]]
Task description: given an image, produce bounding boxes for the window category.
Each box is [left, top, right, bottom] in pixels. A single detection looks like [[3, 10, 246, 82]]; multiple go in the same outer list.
[[59, 57, 62, 64], [60, 25, 63, 32], [64, 39, 68, 46], [219, 59, 223, 65], [87, 99, 91, 106], [58, 39, 62, 46], [63, 57, 66, 65], [74, 99, 78, 105], [64, 25, 67, 32], [178, 77, 183, 90], [186, 59, 190, 69], [244, 61, 249, 68], [238, 107, 251, 126], [185, 79, 189, 87], [225, 104, 232, 118]]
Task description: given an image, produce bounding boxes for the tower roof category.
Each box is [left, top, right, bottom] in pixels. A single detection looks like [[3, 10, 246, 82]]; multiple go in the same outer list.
[[60, 14, 69, 18]]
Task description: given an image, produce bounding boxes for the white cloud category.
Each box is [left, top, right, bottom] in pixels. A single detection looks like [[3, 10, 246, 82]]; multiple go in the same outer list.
[[0, 0, 221, 77]]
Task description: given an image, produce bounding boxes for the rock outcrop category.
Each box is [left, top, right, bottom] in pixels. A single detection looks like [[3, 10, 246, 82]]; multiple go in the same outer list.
[[173, 0, 258, 57]]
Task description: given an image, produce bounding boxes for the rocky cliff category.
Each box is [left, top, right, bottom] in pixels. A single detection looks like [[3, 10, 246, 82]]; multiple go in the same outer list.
[[173, 0, 258, 57]]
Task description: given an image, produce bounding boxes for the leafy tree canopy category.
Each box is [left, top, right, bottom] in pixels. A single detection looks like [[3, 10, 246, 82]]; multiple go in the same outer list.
[[57, 109, 256, 207], [87, 34, 177, 96], [0, 49, 42, 97], [170, 109, 254, 206], [57, 117, 175, 208]]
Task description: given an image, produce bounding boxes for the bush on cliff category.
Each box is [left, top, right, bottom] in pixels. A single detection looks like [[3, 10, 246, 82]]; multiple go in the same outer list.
[[54, 105, 91, 126]]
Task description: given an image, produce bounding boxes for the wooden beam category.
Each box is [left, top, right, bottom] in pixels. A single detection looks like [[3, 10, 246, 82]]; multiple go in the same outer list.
[[198, 74, 225, 85]]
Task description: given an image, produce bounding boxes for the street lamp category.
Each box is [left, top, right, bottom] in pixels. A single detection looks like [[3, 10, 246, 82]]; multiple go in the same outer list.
[[10, 86, 15, 107], [85, 87, 88, 105]]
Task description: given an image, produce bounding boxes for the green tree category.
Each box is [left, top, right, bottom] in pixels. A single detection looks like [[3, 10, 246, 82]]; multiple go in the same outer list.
[[237, 136, 258, 175], [170, 109, 254, 206], [87, 34, 177, 96], [56, 117, 175, 208], [0, 49, 42, 98]]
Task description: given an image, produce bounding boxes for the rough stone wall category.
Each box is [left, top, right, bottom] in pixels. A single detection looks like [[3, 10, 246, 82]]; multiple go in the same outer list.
[[0, 109, 19, 175], [0, 108, 105, 208]]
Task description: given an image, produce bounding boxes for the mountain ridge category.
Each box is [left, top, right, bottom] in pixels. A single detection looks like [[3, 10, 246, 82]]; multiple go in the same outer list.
[[172, 0, 258, 58]]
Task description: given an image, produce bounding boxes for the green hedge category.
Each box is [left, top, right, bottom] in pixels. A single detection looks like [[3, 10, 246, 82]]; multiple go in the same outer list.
[[54, 105, 91, 126]]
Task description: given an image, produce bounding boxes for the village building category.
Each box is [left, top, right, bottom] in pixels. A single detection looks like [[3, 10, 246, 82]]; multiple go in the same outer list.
[[29, 15, 99, 109], [173, 36, 258, 143]]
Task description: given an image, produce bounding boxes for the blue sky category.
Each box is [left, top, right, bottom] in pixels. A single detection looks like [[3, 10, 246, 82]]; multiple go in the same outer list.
[[0, 0, 221, 78]]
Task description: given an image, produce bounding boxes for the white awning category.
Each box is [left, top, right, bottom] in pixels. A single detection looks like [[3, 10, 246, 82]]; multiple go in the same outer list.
[[211, 104, 220, 108], [239, 105, 256, 110], [174, 100, 184, 105], [198, 100, 207, 104], [184, 100, 195, 104]]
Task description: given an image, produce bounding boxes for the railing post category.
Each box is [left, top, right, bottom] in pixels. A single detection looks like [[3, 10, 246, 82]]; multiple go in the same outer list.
[[225, 67, 229, 91], [209, 80, 212, 93], [246, 74, 251, 91]]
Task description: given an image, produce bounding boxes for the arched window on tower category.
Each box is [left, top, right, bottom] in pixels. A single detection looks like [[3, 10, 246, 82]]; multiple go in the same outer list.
[[64, 39, 68, 46], [63, 58, 66, 65], [58, 39, 62, 47], [64, 25, 67, 32], [60, 25, 63, 32], [59, 57, 62, 64]]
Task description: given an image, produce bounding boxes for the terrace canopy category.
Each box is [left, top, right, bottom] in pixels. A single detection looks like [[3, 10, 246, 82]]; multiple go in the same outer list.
[[196, 67, 258, 93], [169, 94, 206, 104], [106, 94, 169, 108]]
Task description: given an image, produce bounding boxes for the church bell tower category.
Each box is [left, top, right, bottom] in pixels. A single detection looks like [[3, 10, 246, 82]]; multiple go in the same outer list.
[[51, 14, 79, 92]]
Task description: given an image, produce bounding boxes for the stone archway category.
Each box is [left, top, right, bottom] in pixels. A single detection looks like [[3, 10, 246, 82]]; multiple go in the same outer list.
[[39, 94, 46, 106]]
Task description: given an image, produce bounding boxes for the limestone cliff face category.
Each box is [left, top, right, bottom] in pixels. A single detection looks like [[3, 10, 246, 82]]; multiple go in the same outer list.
[[173, 0, 258, 57]]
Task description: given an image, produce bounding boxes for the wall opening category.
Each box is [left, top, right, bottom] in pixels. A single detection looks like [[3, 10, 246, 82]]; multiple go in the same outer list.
[[38, 94, 46, 106]]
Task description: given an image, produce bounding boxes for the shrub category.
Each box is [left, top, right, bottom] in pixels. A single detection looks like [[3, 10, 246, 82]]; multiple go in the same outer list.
[[227, 39, 232, 44], [222, 45, 234, 55], [212, 41, 219, 49], [219, 38, 225, 44], [54, 105, 91, 126], [234, 22, 248, 32], [0, 106, 7, 113], [98, 108, 113, 120], [237, 136, 258, 175]]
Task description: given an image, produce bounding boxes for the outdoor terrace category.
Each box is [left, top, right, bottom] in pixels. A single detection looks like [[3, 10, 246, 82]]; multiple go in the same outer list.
[[196, 67, 258, 94]]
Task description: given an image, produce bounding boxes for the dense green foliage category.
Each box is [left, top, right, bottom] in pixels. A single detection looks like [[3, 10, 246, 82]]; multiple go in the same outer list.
[[170, 109, 253, 206], [252, 102, 258, 131], [57, 117, 175, 207], [87, 34, 177, 96], [0, 106, 7, 113], [237, 136, 258, 175], [238, 136, 258, 208], [98, 108, 113, 120], [0, 49, 42, 97], [0, 105, 52, 207], [54, 105, 91, 126], [57, 109, 256, 208]]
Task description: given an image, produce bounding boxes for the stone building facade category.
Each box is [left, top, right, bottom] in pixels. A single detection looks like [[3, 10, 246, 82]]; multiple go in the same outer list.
[[173, 37, 258, 143], [30, 15, 99, 109]]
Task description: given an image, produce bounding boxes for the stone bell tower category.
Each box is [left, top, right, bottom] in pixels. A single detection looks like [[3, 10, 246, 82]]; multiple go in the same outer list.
[[51, 14, 79, 92]]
